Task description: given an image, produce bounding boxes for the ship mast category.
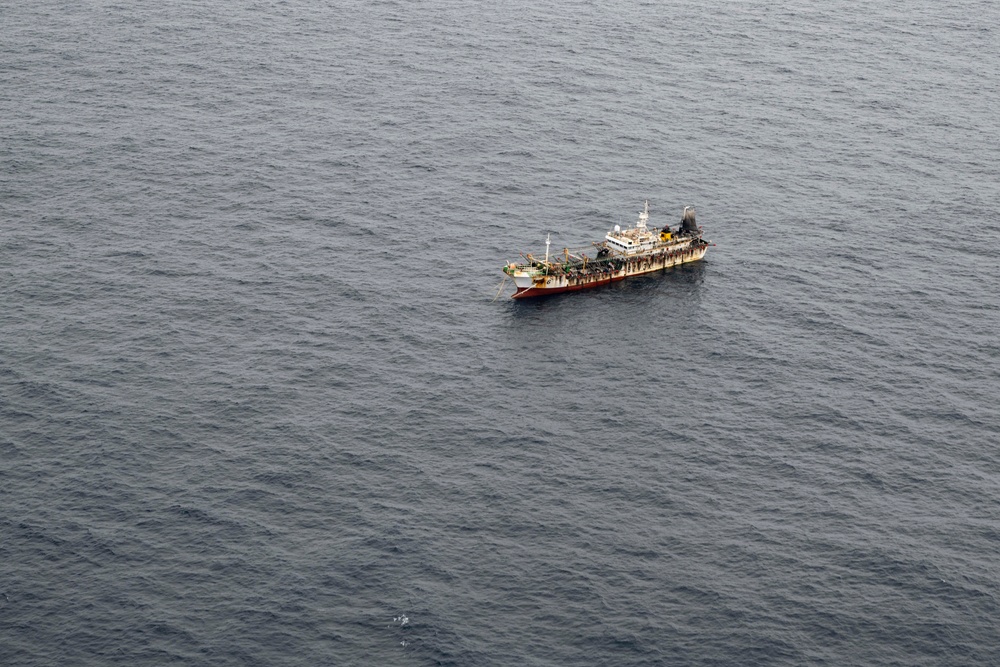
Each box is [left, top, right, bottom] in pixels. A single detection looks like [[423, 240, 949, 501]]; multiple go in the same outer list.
[[637, 200, 649, 230], [544, 233, 551, 273]]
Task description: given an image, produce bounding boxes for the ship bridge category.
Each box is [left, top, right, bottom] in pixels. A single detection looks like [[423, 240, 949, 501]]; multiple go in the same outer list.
[[605, 200, 660, 255]]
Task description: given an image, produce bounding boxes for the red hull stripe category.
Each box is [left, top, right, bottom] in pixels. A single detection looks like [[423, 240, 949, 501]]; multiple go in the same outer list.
[[512, 275, 625, 299]]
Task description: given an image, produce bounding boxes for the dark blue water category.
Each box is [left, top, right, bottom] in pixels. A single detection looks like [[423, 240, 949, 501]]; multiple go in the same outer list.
[[3, 1, 999, 664]]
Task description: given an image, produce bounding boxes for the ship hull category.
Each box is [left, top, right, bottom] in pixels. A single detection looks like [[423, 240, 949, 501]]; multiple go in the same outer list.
[[511, 245, 707, 299]]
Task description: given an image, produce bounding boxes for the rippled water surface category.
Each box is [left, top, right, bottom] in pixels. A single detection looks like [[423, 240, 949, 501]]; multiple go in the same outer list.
[[2, 1, 999, 665]]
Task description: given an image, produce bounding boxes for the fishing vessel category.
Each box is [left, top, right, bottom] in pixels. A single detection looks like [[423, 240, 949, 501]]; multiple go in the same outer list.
[[501, 201, 713, 299]]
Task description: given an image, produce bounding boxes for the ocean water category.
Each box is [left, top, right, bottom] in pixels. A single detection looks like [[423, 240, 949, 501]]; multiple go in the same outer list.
[[2, 0, 999, 664]]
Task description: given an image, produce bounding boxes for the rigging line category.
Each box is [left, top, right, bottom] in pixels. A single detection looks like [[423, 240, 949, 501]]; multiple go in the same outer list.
[[491, 275, 509, 302]]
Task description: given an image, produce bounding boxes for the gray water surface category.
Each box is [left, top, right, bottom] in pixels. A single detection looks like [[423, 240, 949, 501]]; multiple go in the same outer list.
[[2, 1, 999, 665]]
